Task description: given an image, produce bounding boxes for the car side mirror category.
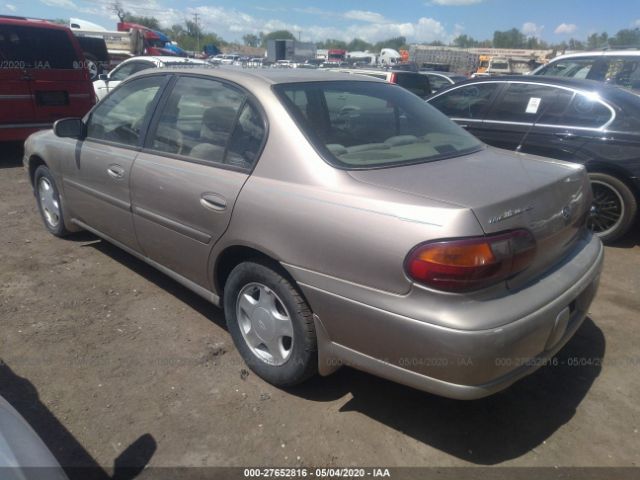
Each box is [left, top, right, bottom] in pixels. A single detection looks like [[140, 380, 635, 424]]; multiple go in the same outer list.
[[53, 118, 85, 139], [98, 73, 109, 81]]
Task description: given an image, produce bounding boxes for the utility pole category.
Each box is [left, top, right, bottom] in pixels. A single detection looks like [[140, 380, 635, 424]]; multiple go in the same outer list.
[[193, 12, 200, 53]]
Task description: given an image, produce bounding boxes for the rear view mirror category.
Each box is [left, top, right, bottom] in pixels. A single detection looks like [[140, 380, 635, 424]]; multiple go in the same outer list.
[[53, 118, 85, 139]]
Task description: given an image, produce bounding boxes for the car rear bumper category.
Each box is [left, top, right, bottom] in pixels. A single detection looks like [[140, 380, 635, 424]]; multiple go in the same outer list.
[[289, 233, 603, 399]]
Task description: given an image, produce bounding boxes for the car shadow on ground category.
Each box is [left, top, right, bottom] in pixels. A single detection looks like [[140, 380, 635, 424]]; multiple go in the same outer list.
[[0, 361, 157, 479], [608, 222, 640, 248], [288, 317, 605, 465], [71, 234, 604, 466]]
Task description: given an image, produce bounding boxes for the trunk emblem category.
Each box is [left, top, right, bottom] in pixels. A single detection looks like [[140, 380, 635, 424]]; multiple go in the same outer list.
[[488, 206, 533, 225]]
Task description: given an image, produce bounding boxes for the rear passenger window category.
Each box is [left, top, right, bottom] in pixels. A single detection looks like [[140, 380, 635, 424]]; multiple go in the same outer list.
[[394, 73, 431, 98], [561, 93, 612, 128], [87, 75, 164, 146], [148, 76, 246, 165], [536, 57, 598, 79], [429, 83, 500, 119], [487, 83, 570, 123], [604, 57, 640, 91], [0, 25, 79, 69]]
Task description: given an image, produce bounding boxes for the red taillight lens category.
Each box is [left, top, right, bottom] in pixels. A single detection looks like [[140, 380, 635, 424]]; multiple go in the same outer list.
[[405, 229, 536, 292], [389, 72, 398, 84]]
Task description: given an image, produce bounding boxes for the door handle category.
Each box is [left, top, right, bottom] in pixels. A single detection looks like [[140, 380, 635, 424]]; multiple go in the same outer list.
[[200, 193, 227, 212], [458, 124, 469, 129], [553, 132, 575, 139], [107, 165, 125, 179]]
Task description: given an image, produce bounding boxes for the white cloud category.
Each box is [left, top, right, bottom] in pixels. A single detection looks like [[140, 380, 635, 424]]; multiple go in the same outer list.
[[522, 22, 544, 38], [554, 23, 577, 35], [634, 19, 640, 27], [39, 0, 77, 8], [343, 10, 388, 23], [5, 3, 16, 11], [429, 0, 483, 5]]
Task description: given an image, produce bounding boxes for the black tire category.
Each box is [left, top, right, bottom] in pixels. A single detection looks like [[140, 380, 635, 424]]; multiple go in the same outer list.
[[588, 172, 638, 244], [34, 165, 70, 237], [223, 260, 317, 387]]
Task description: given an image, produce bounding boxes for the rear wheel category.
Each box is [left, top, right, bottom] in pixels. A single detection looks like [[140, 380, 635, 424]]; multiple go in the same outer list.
[[223, 260, 317, 387], [34, 165, 70, 237], [587, 172, 637, 243]]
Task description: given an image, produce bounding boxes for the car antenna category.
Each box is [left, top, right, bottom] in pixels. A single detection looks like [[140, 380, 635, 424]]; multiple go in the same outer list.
[[515, 92, 556, 153]]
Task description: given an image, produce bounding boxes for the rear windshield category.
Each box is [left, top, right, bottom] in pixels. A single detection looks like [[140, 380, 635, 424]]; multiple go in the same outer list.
[[394, 73, 432, 98], [274, 81, 483, 170], [0, 25, 80, 69]]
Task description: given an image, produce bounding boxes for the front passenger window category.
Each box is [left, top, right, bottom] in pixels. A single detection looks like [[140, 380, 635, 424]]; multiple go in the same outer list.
[[429, 83, 500, 119], [86, 75, 165, 147]]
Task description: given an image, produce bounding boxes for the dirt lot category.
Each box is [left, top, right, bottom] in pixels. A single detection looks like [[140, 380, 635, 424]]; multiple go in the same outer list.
[[1, 141, 639, 476]]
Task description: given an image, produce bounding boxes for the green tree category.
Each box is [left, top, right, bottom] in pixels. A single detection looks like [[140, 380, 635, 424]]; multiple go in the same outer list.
[[373, 36, 407, 52], [123, 14, 160, 30], [242, 33, 260, 47], [610, 28, 640, 47], [493, 28, 527, 48], [453, 34, 479, 48], [261, 30, 296, 47], [346, 38, 373, 51], [586, 32, 608, 50]]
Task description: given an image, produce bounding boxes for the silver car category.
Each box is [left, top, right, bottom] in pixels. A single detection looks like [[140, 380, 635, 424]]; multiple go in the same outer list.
[[24, 68, 603, 399]]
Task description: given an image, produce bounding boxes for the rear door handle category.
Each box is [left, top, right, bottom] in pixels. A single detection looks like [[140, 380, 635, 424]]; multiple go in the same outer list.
[[200, 193, 227, 212], [107, 165, 125, 179]]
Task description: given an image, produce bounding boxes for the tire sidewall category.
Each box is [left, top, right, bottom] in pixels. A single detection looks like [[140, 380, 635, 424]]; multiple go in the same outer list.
[[223, 261, 316, 386], [34, 165, 66, 237]]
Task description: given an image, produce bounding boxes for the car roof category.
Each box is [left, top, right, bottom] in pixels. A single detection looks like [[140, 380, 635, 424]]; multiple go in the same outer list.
[[0, 15, 71, 31], [122, 55, 207, 64], [134, 66, 387, 85], [550, 50, 640, 61]]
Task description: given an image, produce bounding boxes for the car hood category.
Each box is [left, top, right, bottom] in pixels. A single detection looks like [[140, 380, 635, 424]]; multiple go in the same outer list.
[[348, 146, 592, 288]]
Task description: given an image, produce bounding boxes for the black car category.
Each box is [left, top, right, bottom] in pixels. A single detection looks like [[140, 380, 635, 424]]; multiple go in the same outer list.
[[420, 71, 468, 92], [427, 76, 640, 242]]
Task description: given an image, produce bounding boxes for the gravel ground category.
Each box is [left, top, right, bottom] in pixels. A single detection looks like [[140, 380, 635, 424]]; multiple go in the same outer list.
[[1, 141, 639, 476]]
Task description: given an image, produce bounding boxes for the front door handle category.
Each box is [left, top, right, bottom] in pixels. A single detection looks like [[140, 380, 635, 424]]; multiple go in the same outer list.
[[107, 165, 125, 179], [200, 193, 227, 212]]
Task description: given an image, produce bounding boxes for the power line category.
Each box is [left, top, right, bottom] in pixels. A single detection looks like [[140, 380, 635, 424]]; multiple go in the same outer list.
[[193, 12, 200, 52]]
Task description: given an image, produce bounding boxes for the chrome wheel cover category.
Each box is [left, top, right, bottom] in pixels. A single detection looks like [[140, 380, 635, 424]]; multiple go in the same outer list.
[[38, 177, 60, 228]]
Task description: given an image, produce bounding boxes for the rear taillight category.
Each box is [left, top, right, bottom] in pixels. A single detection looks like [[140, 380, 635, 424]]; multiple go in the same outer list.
[[405, 229, 536, 292], [389, 72, 398, 84]]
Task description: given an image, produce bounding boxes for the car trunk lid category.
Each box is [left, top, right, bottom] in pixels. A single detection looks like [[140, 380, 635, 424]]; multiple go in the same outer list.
[[348, 147, 591, 289]]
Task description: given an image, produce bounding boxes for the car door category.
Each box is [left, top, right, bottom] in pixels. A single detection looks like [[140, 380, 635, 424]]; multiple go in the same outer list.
[[131, 75, 266, 288], [480, 82, 575, 154], [62, 74, 168, 250], [427, 82, 502, 139]]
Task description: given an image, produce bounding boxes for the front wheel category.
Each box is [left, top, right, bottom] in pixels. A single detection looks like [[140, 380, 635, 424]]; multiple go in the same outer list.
[[587, 172, 637, 244], [223, 260, 317, 387]]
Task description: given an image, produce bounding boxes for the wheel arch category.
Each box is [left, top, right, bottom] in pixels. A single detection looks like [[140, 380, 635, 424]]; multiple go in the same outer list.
[[27, 155, 48, 187], [584, 161, 640, 199]]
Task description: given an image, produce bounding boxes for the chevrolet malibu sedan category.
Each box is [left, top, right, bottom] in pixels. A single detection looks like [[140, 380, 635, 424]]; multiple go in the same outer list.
[[24, 68, 603, 399]]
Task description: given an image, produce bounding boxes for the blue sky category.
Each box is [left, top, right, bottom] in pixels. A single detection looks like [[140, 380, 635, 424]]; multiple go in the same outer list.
[[3, 0, 640, 44]]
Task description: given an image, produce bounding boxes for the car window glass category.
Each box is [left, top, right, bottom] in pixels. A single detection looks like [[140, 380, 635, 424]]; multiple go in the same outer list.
[[486, 83, 570, 123], [226, 102, 266, 169], [0, 25, 79, 69], [276, 81, 482, 169], [604, 57, 640, 91], [86, 75, 164, 146], [429, 83, 500, 119], [394, 73, 431, 98], [427, 75, 451, 92], [109, 62, 139, 81], [536, 57, 598, 79], [561, 93, 612, 128], [149, 76, 245, 164]]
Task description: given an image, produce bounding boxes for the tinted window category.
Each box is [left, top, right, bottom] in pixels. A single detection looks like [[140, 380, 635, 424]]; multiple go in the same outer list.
[[87, 75, 164, 146], [276, 81, 482, 169], [429, 83, 500, 119], [603, 57, 640, 91], [0, 25, 79, 69], [394, 73, 431, 98], [536, 57, 599, 79], [149, 76, 245, 164], [426, 74, 452, 92], [561, 93, 612, 128], [487, 83, 572, 123]]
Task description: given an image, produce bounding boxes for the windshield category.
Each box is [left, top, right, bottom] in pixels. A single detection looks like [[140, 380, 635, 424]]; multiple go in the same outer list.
[[274, 81, 483, 169]]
